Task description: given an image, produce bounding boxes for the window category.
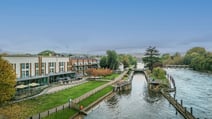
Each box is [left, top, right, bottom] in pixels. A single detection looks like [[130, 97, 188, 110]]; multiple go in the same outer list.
[[35, 63, 38, 68], [49, 62, 55, 73], [20, 63, 30, 78], [42, 63, 46, 75], [11, 64, 16, 72], [26, 63, 29, 69], [35, 63, 39, 76], [59, 62, 65, 72]]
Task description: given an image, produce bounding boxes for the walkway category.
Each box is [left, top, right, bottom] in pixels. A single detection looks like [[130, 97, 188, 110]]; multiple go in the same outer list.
[[13, 78, 88, 103]]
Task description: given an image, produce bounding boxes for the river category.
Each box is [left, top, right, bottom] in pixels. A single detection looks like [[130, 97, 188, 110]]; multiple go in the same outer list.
[[84, 68, 212, 119]]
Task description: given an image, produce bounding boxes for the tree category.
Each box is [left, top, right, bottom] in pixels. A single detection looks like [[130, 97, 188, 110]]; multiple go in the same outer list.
[[162, 52, 183, 65], [142, 46, 160, 72], [100, 56, 108, 68], [184, 47, 206, 65], [0, 57, 16, 104], [106, 50, 119, 70], [38, 50, 56, 56]]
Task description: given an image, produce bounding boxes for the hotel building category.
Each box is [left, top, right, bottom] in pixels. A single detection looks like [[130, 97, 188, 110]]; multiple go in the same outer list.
[[3, 56, 98, 86]]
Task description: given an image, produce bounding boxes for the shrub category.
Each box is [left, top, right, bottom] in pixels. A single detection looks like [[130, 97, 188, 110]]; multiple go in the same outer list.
[[86, 68, 112, 76]]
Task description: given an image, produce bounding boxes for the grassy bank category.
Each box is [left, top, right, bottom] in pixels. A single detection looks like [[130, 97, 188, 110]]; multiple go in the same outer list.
[[43, 86, 113, 119], [0, 81, 108, 119], [104, 73, 119, 80]]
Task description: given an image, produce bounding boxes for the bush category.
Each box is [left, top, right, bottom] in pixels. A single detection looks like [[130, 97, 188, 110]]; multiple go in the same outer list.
[[86, 68, 112, 76], [152, 67, 166, 80]]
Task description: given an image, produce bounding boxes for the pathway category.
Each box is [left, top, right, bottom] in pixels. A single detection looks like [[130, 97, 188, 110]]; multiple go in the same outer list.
[[13, 78, 88, 103]]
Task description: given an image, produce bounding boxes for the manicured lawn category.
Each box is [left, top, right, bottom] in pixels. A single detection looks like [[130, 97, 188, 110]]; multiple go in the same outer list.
[[104, 73, 119, 80], [32, 81, 108, 112], [43, 108, 77, 119], [78, 86, 113, 107], [0, 81, 108, 119], [43, 86, 113, 119]]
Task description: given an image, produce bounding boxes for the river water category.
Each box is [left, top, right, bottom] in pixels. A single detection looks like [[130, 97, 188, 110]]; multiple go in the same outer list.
[[84, 68, 212, 119]]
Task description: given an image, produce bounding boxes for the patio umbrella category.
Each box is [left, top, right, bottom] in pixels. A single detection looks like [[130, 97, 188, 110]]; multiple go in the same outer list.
[[29, 83, 39, 87], [16, 84, 27, 89]]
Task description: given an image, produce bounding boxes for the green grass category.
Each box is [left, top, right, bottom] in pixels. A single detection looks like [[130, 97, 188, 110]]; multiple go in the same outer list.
[[43, 108, 77, 119], [78, 86, 113, 107], [104, 73, 119, 80], [0, 81, 107, 119], [43, 86, 113, 119], [31, 81, 108, 112]]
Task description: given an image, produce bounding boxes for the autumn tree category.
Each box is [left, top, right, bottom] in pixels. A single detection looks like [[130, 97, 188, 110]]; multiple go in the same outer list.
[[142, 46, 160, 72], [0, 57, 16, 104]]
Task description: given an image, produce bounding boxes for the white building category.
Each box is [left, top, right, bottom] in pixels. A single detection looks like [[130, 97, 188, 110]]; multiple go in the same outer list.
[[3, 56, 75, 86]]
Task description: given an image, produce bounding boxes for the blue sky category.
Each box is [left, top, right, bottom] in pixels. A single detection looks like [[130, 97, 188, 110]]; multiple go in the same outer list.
[[0, 0, 212, 54]]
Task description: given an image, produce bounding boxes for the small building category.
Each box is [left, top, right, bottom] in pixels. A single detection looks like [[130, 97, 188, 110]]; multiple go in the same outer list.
[[118, 63, 124, 72]]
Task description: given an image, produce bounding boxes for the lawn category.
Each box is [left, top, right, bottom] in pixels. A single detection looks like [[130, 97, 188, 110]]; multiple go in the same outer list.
[[43, 86, 113, 119], [104, 73, 119, 80], [0, 81, 108, 119]]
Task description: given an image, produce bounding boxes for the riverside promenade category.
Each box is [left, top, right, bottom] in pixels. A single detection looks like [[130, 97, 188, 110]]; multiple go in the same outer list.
[[29, 71, 127, 119]]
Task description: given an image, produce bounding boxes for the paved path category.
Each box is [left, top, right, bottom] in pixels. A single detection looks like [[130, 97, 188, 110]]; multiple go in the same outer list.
[[40, 79, 88, 95], [13, 79, 88, 103]]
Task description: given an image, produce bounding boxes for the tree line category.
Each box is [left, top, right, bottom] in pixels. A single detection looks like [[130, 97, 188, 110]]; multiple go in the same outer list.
[[161, 47, 212, 72], [100, 50, 137, 70]]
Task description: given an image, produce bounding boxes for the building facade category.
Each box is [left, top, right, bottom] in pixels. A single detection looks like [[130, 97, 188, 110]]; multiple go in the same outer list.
[[70, 57, 98, 75], [3, 56, 98, 86]]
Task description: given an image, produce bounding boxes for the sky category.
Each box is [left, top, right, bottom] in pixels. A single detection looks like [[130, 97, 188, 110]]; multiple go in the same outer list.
[[0, 0, 212, 54]]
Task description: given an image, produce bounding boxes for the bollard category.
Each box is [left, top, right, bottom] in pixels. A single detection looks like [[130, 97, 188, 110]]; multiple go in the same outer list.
[[39, 113, 41, 119], [176, 109, 178, 115], [63, 105, 64, 110], [190, 107, 193, 115], [48, 110, 49, 116], [56, 107, 57, 112], [181, 100, 183, 106], [30, 116, 32, 119], [69, 101, 70, 109], [185, 107, 187, 113]]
